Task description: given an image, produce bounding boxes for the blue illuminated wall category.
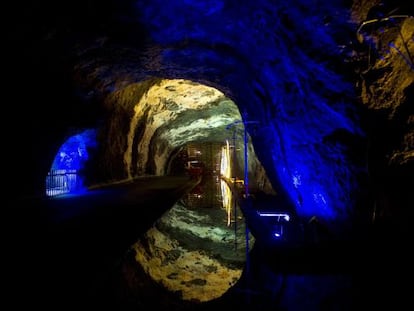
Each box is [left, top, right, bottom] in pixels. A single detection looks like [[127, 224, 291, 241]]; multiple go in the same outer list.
[[47, 129, 97, 195], [134, 0, 366, 230]]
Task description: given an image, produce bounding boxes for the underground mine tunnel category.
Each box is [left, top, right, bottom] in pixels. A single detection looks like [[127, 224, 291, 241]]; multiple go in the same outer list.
[[5, 0, 413, 310]]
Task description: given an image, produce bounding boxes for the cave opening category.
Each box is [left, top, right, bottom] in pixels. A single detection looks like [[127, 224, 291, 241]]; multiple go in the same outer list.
[[46, 128, 97, 197]]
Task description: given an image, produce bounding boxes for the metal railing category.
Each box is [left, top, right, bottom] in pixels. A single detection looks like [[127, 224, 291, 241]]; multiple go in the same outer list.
[[45, 169, 78, 197]]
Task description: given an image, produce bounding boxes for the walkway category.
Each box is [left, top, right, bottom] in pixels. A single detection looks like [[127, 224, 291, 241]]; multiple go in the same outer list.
[[6, 176, 201, 310]]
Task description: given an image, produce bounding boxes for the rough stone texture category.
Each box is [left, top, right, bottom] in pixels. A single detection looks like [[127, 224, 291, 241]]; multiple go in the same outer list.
[[132, 200, 250, 302], [86, 77, 272, 191], [351, 2, 413, 230]]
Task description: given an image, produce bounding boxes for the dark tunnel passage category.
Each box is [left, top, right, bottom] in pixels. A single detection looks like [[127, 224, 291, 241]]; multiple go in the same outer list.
[[5, 0, 413, 310]]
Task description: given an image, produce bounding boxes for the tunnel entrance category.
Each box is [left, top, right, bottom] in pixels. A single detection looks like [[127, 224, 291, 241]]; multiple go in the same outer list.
[[45, 129, 97, 197]]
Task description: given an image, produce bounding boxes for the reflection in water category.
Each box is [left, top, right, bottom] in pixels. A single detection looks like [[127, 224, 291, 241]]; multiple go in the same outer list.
[[221, 179, 232, 226], [131, 174, 253, 302]]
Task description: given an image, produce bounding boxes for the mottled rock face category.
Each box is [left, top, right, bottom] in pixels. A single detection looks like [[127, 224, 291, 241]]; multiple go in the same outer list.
[[114, 79, 240, 177], [351, 1, 413, 228], [132, 200, 251, 302], [90, 78, 272, 191]]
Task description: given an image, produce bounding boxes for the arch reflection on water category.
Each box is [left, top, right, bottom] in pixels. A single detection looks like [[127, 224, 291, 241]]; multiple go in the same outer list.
[[131, 173, 254, 302]]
